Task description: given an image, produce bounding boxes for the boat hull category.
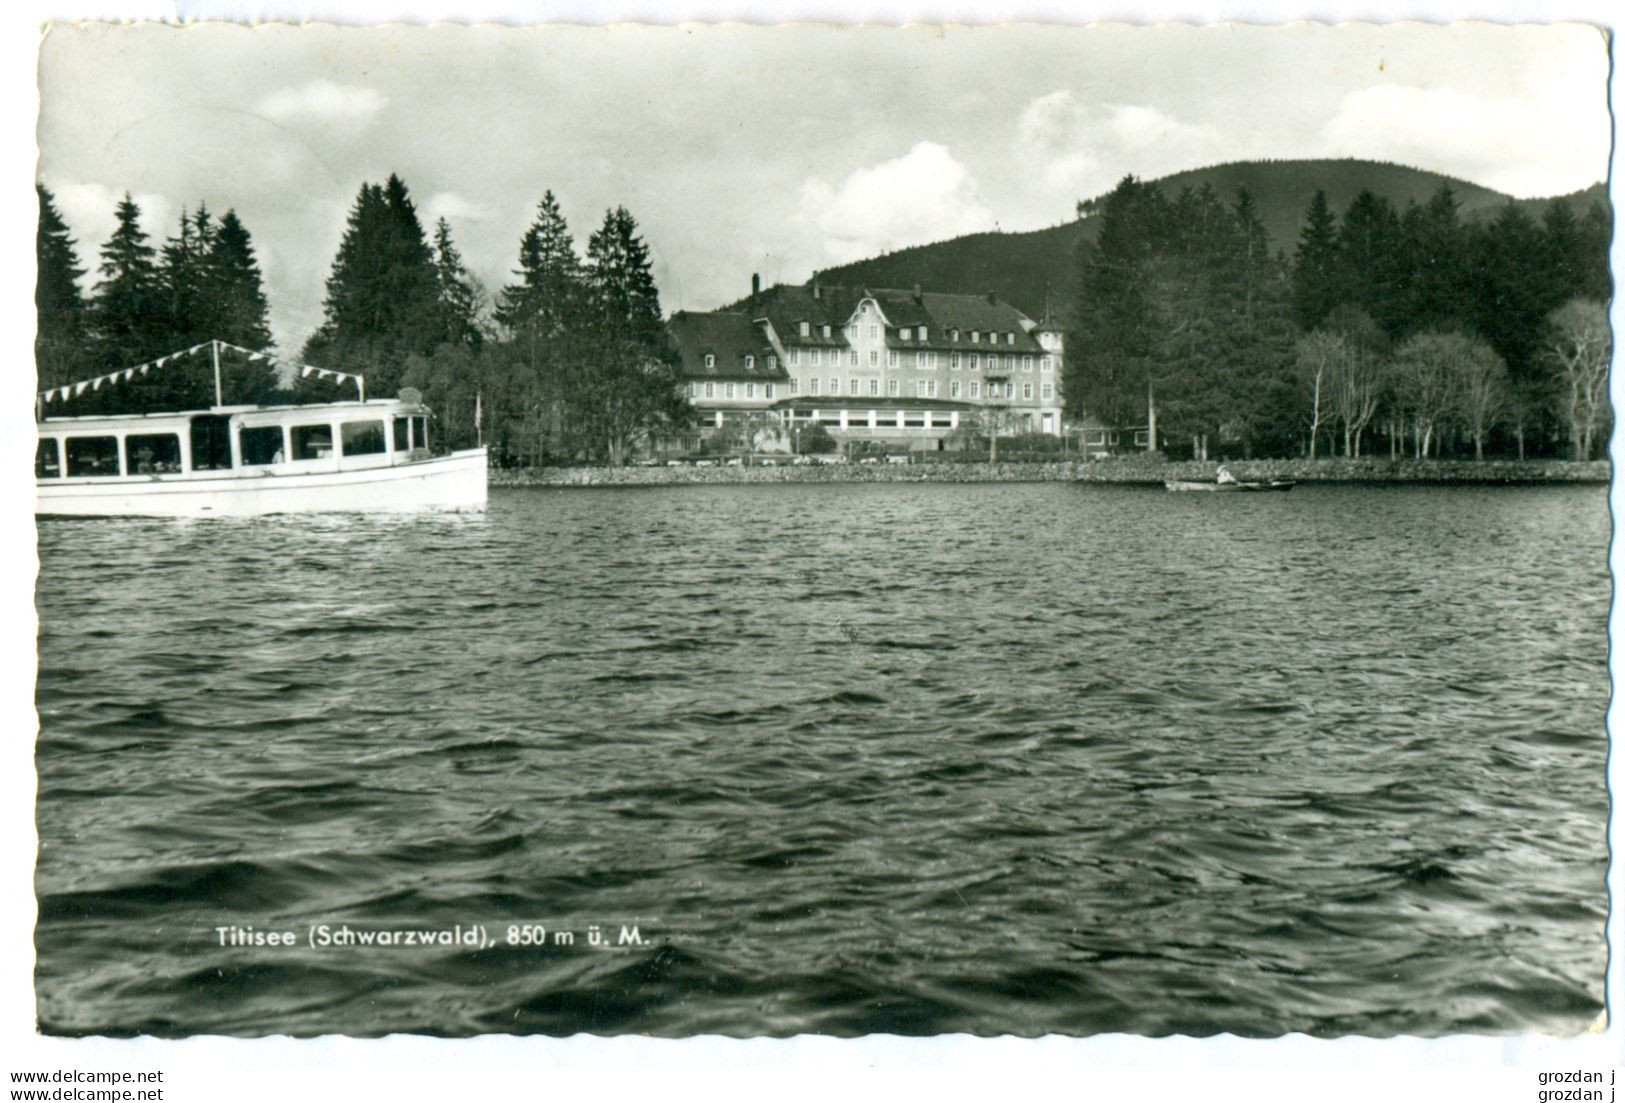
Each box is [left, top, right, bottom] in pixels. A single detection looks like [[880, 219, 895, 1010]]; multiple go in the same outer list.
[[1164, 478, 1295, 493], [37, 448, 488, 517]]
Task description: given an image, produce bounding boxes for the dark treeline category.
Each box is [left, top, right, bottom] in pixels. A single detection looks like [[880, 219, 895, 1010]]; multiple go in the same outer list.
[[36, 176, 689, 463], [1066, 176, 1611, 461], [299, 177, 687, 464], [36, 186, 281, 413]]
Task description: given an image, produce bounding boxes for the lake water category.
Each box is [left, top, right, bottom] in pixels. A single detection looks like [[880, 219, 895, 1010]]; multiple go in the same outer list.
[[34, 482, 1609, 1037]]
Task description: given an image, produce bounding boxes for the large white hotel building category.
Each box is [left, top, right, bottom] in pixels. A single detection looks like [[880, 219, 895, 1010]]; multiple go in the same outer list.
[[666, 277, 1065, 454]]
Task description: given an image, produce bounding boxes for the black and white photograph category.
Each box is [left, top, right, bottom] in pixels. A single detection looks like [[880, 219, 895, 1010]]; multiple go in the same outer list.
[[10, 4, 1620, 1094]]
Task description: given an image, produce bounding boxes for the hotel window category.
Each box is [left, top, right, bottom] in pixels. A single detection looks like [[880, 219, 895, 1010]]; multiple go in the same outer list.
[[1041, 382, 1054, 400], [1007, 355, 1017, 371], [868, 378, 879, 396], [951, 353, 960, 370], [1006, 332, 1015, 345], [704, 354, 715, 369], [704, 382, 715, 398], [869, 350, 878, 367], [888, 379, 900, 397], [810, 377, 820, 396], [687, 382, 699, 398], [746, 382, 756, 398], [811, 348, 821, 366], [769, 355, 778, 369], [928, 380, 938, 398], [850, 351, 858, 367], [970, 381, 981, 399], [1023, 382, 1033, 400], [790, 377, 800, 394], [791, 348, 801, 366], [1041, 356, 1052, 372], [766, 383, 776, 399], [900, 327, 912, 340], [861, 304, 870, 315], [822, 325, 831, 338], [869, 324, 878, 338], [970, 354, 980, 371], [888, 351, 899, 368], [919, 327, 928, 341], [829, 377, 839, 395], [971, 331, 980, 343], [849, 378, 861, 396], [1086, 431, 1106, 446], [916, 380, 928, 398], [799, 321, 810, 337], [950, 380, 961, 398], [726, 383, 736, 398], [1023, 356, 1033, 372], [745, 355, 755, 370], [915, 351, 925, 368]]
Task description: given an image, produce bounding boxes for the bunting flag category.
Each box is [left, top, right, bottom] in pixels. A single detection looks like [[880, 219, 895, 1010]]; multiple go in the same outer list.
[[40, 339, 368, 406]]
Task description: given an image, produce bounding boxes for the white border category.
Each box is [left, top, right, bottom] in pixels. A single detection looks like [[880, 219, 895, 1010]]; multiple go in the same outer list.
[[4, 4, 1618, 1099]]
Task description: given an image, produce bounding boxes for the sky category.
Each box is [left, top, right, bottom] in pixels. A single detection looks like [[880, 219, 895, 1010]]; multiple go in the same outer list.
[[36, 19, 1613, 359]]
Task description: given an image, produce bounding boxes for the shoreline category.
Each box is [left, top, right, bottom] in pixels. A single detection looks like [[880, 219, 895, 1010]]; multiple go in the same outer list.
[[491, 457, 1611, 488]]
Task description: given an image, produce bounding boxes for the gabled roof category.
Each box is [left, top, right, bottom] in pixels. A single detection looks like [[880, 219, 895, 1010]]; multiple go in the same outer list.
[[742, 281, 1046, 354], [668, 311, 787, 380]]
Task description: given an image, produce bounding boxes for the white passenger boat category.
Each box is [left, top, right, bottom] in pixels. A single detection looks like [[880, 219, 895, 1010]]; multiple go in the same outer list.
[[36, 342, 487, 517]]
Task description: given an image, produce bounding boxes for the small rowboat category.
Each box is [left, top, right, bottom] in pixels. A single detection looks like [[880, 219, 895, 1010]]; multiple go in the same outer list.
[[1164, 478, 1295, 493]]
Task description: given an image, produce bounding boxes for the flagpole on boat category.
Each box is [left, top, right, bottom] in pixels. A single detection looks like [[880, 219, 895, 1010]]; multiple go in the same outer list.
[[211, 339, 223, 408]]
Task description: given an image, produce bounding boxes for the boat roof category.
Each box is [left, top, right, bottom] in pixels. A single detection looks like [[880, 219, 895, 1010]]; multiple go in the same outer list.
[[39, 397, 425, 428]]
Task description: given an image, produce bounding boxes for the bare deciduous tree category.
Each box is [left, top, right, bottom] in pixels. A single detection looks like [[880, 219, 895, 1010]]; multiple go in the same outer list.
[[1451, 338, 1509, 461], [1543, 299, 1611, 461]]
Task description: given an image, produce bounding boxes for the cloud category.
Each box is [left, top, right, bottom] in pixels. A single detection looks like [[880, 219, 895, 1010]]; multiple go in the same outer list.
[[256, 79, 386, 129], [795, 142, 994, 266], [1320, 82, 1608, 197], [51, 182, 178, 285], [422, 191, 493, 227], [1015, 91, 1227, 201]]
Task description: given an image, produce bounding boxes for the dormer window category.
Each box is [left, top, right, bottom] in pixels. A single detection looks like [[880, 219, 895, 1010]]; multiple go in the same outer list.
[[900, 327, 912, 340], [745, 355, 755, 370], [822, 324, 831, 338], [799, 321, 810, 338], [768, 355, 777, 369], [1006, 332, 1015, 345], [972, 331, 980, 343], [919, 327, 928, 341], [704, 353, 715, 369], [951, 329, 960, 341]]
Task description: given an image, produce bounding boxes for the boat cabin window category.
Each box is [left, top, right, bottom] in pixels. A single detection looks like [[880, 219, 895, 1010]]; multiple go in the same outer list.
[[125, 433, 182, 474], [65, 436, 120, 477], [239, 425, 285, 466], [191, 415, 233, 470], [340, 420, 386, 456], [291, 424, 334, 461], [392, 415, 429, 453], [36, 438, 62, 478]]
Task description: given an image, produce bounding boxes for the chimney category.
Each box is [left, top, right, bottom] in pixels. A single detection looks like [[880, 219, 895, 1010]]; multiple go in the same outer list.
[[751, 273, 761, 298], [813, 278, 821, 300], [913, 283, 922, 301], [987, 290, 997, 305]]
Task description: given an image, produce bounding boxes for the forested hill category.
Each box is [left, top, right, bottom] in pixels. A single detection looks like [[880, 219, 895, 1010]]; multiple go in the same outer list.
[[780, 159, 1605, 320]]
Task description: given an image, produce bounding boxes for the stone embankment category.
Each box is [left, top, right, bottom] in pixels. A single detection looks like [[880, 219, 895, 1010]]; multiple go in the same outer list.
[[491, 456, 1609, 488]]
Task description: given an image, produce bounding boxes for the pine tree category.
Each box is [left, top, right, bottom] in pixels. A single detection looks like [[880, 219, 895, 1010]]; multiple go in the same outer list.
[[1334, 190, 1402, 335], [432, 217, 483, 348], [574, 206, 685, 464], [496, 191, 580, 338], [206, 210, 273, 351], [158, 205, 216, 348], [90, 192, 163, 371], [1291, 190, 1339, 330], [36, 185, 88, 388], [304, 175, 443, 396]]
